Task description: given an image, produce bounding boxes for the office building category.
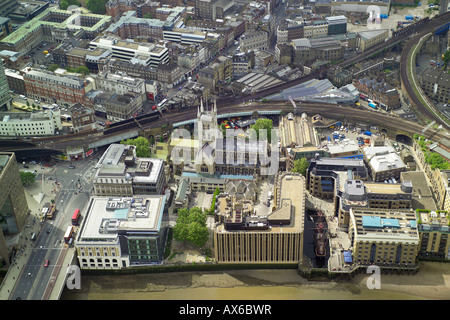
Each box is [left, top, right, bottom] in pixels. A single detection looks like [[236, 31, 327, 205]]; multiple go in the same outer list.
[[89, 36, 169, 68], [0, 8, 112, 53], [357, 29, 389, 53], [76, 195, 167, 269], [326, 16, 347, 35], [419, 67, 450, 104], [239, 30, 269, 52], [0, 59, 11, 111], [105, 10, 171, 41], [5, 67, 25, 95], [349, 208, 419, 267], [291, 36, 343, 63], [214, 173, 305, 263], [335, 179, 413, 227], [416, 209, 450, 260], [0, 109, 62, 137], [94, 71, 146, 96], [100, 91, 145, 121], [23, 69, 93, 107], [306, 156, 368, 199], [94, 144, 166, 197], [363, 146, 406, 182], [0, 152, 29, 266], [0, 0, 19, 18]]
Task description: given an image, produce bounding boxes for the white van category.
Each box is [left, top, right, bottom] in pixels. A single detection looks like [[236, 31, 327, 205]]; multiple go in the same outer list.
[[19, 95, 27, 100]]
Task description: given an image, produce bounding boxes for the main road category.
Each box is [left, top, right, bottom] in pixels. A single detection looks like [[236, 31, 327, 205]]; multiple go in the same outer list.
[[9, 157, 96, 300]]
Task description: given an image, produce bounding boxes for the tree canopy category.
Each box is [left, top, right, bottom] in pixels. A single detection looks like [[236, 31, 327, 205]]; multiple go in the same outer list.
[[173, 207, 209, 247], [291, 157, 309, 177], [443, 50, 450, 70], [85, 0, 108, 14], [67, 66, 90, 75], [59, 0, 81, 10], [20, 171, 35, 186], [120, 136, 151, 157], [250, 118, 273, 141]]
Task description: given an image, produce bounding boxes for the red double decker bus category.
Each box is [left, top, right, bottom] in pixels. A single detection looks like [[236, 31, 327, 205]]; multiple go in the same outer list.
[[72, 209, 80, 225]]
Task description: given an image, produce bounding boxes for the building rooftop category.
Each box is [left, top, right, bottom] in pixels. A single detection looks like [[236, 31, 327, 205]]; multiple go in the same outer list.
[[78, 195, 165, 242], [1, 7, 111, 45], [350, 208, 419, 243]]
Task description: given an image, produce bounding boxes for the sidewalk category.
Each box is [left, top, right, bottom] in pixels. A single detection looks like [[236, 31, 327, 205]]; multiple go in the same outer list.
[[0, 164, 61, 300]]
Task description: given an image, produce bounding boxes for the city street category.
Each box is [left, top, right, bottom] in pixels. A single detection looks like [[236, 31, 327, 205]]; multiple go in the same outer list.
[[5, 155, 97, 300]]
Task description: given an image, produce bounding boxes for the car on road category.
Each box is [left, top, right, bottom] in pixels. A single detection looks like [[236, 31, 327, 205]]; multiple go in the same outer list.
[[44, 260, 49, 267], [46, 226, 53, 234], [69, 165, 75, 169]]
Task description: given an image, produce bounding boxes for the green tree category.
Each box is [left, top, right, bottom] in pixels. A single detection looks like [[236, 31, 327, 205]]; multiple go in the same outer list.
[[173, 207, 209, 247], [59, 0, 81, 10], [67, 66, 90, 75], [120, 136, 150, 157], [292, 157, 309, 177], [48, 64, 60, 72], [85, 0, 108, 14], [20, 171, 35, 186], [443, 50, 450, 70], [250, 118, 273, 141]]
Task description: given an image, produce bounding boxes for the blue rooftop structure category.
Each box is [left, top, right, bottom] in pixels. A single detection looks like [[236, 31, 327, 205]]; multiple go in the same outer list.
[[362, 216, 382, 228], [362, 216, 401, 229]]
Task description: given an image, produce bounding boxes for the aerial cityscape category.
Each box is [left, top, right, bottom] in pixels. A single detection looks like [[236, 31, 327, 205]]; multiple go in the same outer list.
[[0, 0, 449, 304]]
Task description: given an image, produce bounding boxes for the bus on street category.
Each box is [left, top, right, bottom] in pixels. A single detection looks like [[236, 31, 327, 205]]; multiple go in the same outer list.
[[64, 226, 74, 243], [72, 209, 80, 225]]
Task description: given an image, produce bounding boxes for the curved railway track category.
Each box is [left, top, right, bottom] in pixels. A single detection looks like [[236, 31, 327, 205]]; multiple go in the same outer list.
[[399, 12, 450, 130]]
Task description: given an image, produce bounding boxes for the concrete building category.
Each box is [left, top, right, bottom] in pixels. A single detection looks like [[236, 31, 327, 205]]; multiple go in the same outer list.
[[70, 104, 96, 133], [239, 30, 269, 52], [335, 179, 413, 227], [4, 68, 25, 95], [76, 195, 167, 269], [306, 156, 368, 199], [89, 36, 169, 69], [0, 8, 112, 53], [419, 67, 450, 104], [214, 173, 305, 263], [0, 109, 62, 137], [0, 0, 18, 18], [291, 36, 343, 63], [303, 20, 328, 39], [0, 59, 11, 111], [349, 208, 419, 267], [363, 146, 406, 182], [325, 15, 347, 35], [195, 0, 233, 20], [0, 152, 29, 266], [357, 29, 389, 53], [105, 10, 173, 41], [0, 17, 12, 40], [62, 47, 112, 74], [94, 71, 146, 96], [93, 144, 166, 197], [416, 209, 450, 260]]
